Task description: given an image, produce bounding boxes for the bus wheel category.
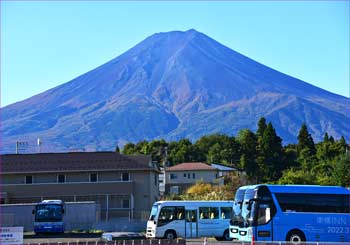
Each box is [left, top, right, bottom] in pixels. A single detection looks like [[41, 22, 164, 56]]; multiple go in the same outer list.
[[286, 230, 305, 244], [164, 230, 177, 240], [215, 236, 223, 241], [223, 229, 233, 241]]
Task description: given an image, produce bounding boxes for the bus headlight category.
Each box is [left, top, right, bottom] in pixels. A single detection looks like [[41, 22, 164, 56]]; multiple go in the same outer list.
[[231, 228, 238, 233]]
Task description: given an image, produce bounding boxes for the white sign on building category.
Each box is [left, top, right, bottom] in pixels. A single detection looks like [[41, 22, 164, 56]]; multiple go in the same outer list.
[[0, 227, 23, 245]]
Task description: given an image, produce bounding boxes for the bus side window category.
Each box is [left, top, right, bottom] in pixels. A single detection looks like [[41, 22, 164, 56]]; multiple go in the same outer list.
[[200, 207, 218, 219], [176, 206, 185, 220], [221, 207, 232, 219]]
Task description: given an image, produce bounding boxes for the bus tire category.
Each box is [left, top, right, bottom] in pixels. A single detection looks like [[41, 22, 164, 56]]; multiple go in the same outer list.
[[286, 229, 306, 244], [164, 230, 177, 240], [215, 236, 223, 241], [223, 229, 233, 241]]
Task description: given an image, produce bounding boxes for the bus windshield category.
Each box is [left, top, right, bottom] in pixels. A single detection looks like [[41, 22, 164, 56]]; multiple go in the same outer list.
[[231, 188, 246, 225], [149, 204, 159, 221], [35, 204, 63, 222], [241, 188, 257, 227]]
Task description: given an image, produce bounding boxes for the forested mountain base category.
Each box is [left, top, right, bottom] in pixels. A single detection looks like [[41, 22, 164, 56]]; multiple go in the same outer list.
[[121, 117, 350, 192]]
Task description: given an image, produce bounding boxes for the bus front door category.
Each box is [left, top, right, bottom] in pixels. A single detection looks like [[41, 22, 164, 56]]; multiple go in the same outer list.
[[185, 209, 198, 238], [255, 203, 273, 241]]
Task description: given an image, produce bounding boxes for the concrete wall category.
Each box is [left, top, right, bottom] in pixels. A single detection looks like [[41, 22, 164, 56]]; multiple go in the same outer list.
[[0, 202, 100, 232]]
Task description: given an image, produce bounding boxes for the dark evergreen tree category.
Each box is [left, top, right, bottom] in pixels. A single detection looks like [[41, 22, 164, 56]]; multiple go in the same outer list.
[[338, 136, 347, 154], [257, 122, 283, 182], [323, 132, 329, 142], [256, 117, 267, 138], [297, 123, 316, 156], [238, 129, 257, 180]]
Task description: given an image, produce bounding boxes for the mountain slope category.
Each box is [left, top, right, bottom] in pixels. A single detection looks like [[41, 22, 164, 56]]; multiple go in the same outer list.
[[1, 29, 349, 153]]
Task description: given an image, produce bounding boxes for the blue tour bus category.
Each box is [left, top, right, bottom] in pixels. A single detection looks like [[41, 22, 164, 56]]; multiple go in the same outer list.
[[229, 185, 251, 240], [33, 200, 65, 234], [238, 185, 350, 243]]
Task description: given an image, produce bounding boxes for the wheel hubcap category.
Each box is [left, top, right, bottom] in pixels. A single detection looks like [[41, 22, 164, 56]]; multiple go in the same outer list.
[[290, 234, 302, 244]]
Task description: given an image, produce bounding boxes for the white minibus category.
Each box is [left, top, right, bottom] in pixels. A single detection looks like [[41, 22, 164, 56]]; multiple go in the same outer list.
[[146, 200, 234, 240]]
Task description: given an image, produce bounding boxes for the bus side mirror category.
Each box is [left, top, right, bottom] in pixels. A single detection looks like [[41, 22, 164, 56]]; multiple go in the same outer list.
[[153, 220, 157, 225], [62, 208, 65, 214], [265, 208, 271, 221], [32, 209, 35, 215]]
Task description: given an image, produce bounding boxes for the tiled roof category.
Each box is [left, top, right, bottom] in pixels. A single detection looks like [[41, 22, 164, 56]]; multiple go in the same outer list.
[[165, 162, 216, 171], [0, 152, 153, 174]]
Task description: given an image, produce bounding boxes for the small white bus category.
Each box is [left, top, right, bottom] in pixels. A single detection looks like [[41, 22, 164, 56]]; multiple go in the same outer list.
[[146, 200, 234, 240]]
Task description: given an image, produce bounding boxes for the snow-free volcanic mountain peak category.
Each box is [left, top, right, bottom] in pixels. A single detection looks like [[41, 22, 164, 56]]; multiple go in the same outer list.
[[1, 30, 349, 153]]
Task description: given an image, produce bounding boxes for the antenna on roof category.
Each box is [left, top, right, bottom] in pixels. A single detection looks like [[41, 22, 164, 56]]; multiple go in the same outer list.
[[37, 138, 42, 153], [16, 141, 28, 154]]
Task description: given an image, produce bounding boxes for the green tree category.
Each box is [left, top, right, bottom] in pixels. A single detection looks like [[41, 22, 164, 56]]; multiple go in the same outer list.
[[195, 134, 240, 165], [332, 154, 350, 187], [256, 117, 267, 138], [208, 143, 222, 163], [146, 139, 168, 164], [278, 168, 316, 185], [256, 123, 283, 182], [122, 143, 136, 155], [238, 129, 257, 180], [297, 123, 316, 156], [168, 139, 204, 165]]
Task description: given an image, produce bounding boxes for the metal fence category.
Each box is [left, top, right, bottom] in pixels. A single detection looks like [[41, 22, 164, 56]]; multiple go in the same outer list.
[[21, 240, 350, 245], [22, 239, 186, 245]]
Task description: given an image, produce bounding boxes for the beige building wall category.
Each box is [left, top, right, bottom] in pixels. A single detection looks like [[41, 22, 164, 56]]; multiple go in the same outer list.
[[132, 171, 159, 219], [35, 173, 58, 183], [165, 170, 218, 184], [66, 172, 90, 182], [99, 171, 124, 181], [2, 175, 25, 185]]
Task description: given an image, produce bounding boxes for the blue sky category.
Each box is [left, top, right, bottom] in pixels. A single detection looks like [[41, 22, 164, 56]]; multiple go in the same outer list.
[[1, 1, 349, 107]]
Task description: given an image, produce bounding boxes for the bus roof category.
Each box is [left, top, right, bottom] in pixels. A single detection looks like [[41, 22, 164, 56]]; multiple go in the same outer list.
[[38, 200, 64, 205], [237, 185, 252, 191], [258, 184, 349, 195], [153, 200, 234, 206]]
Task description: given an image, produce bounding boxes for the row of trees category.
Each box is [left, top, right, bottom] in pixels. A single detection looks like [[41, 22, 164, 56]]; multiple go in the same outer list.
[[119, 118, 349, 187]]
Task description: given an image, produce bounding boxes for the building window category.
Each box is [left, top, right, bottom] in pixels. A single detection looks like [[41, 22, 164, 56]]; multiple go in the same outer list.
[[170, 173, 177, 179], [90, 173, 97, 182], [183, 173, 186, 177], [188, 174, 190, 179], [122, 199, 130, 208], [192, 173, 196, 179], [122, 172, 129, 181], [25, 175, 32, 184], [170, 186, 180, 194], [58, 174, 65, 183]]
